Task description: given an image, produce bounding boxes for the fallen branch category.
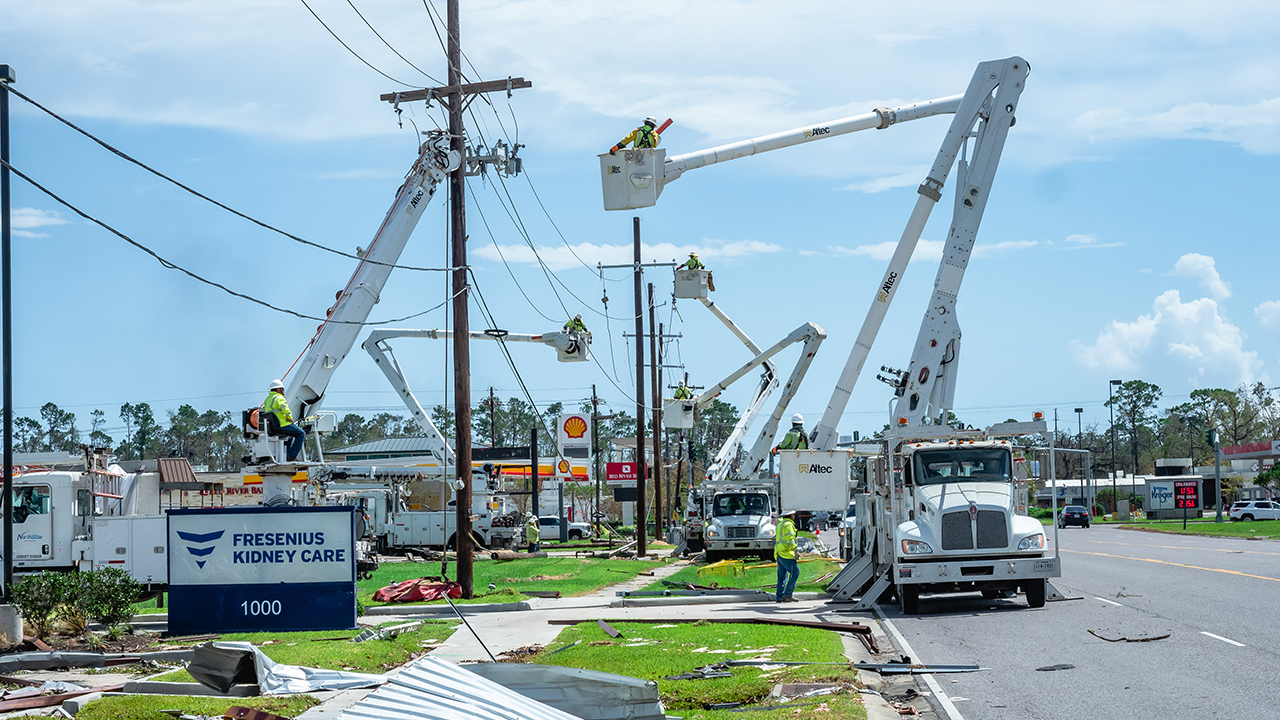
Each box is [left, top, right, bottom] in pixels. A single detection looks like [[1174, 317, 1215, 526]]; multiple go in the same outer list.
[[1087, 629, 1170, 643]]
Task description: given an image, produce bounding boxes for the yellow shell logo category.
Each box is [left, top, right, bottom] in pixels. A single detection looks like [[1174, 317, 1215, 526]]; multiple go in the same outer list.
[[563, 415, 588, 439], [558, 459, 571, 474]]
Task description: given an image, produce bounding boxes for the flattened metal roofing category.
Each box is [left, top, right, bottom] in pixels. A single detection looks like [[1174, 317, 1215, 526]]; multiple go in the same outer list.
[[335, 656, 584, 720]]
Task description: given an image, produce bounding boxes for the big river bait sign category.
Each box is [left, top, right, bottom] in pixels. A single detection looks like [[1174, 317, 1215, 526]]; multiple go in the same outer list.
[[167, 506, 357, 634]]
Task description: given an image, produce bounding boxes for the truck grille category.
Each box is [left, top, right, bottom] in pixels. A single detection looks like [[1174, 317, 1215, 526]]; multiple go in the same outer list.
[[941, 511, 973, 550], [726, 526, 756, 539], [976, 511, 1007, 549]]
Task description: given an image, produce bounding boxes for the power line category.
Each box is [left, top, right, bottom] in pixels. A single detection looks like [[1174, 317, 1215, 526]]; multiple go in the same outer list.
[[345, 0, 443, 85], [2, 160, 459, 326], [4, 85, 454, 273], [298, 0, 418, 88]]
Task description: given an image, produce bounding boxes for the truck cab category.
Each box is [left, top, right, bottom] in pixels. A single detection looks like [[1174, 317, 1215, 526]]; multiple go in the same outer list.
[[891, 439, 1058, 613], [703, 487, 777, 561]]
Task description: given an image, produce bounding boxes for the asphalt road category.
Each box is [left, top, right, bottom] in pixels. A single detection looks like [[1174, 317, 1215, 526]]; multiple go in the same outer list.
[[879, 524, 1280, 720]]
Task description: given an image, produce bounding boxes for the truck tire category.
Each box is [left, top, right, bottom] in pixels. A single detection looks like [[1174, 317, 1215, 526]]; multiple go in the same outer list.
[[687, 537, 704, 553], [1025, 580, 1046, 608], [569, 530, 583, 541], [900, 585, 920, 615], [705, 548, 724, 563], [1241, 514, 1254, 522]]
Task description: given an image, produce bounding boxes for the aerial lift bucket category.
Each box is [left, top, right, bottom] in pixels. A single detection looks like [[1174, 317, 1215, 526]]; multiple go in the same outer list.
[[673, 269, 710, 299], [545, 330, 591, 362], [664, 399, 695, 428], [600, 148, 666, 211]]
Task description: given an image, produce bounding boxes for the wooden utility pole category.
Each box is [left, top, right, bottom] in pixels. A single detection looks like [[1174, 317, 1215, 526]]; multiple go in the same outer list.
[[633, 217, 646, 558], [591, 385, 601, 532], [0, 64, 14, 600], [648, 284, 662, 542], [489, 386, 498, 445], [381, 2, 530, 599]]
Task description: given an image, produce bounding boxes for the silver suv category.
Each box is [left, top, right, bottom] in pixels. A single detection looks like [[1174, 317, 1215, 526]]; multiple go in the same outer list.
[[538, 515, 594, 541]]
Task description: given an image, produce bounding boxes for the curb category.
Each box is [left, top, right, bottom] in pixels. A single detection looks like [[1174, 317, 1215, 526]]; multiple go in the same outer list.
[[364, 601, 532, 616], [610, 591, 827, 608], [861, 691, 900, 720]]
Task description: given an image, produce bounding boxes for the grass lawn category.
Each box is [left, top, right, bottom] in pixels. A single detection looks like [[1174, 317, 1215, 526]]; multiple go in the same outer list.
[[1117, 519, 1280, 538], [149, 620, 457, 683], [77, 695, 319, 720], [644, 558, 842, 594], [538, 621, 866, 720], [359, 557, 664, 607]]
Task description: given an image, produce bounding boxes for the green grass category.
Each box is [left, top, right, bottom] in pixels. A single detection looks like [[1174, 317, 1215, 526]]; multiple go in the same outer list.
[[359, 557, 664, 606], [644, 558, 842, 594], [149, 620, 457, 683], [538, 621, 865, 720], [131, 593, 168, 615], [1117, 519, 1280, 538], [77, 695, 319, 720]]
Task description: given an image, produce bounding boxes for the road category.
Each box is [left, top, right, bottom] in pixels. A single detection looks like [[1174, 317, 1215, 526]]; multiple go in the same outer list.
[[880, 524, 1280, 720]]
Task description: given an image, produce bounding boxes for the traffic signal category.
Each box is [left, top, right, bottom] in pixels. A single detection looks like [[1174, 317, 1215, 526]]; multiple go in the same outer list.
[[1205, 428, 1219, 448]]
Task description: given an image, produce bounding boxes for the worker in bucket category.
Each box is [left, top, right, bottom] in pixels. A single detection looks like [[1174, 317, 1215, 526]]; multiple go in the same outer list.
[[564, 313, 589, 354], [677, 251, 715, 291], [673, 382, 694, 400], [524, 513, 541, 552], [773, 413, 809, 453], [609, 116, 661, 154], [262, 379, 306, 462], [774, 509, 800, 603]]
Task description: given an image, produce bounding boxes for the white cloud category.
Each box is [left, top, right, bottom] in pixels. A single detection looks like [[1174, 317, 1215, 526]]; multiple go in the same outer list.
[[1072, 290, 1260, 384], [973, 240, 1037, 258], [839, 166, 929, 194], [1173, 253, 1231, 299], [1076, 97, 1280, 155], [2, 208, 68, 239], [1256, 300, 1280, 326], [830, 239, 943, 263], [1065, 234, 1097, 244], [473, 238, 782, 271]]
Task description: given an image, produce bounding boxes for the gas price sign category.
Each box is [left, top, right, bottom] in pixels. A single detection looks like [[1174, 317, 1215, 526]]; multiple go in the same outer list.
[[1174, 480, 1199, 509]]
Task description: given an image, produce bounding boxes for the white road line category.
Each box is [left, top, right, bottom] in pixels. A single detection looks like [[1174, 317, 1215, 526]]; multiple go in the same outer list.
[[1095, 597, 1123, 606], [1200, 631, 1247, 647], [876, 607, 965, 720]]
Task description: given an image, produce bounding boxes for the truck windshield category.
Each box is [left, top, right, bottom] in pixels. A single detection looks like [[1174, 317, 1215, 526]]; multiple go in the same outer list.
[[713, 494, 770, 517], [913, 449, 1011, 486]]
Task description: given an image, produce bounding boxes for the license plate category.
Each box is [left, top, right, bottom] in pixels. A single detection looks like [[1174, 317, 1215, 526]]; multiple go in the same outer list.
[[1034, 560, 1055, 572]]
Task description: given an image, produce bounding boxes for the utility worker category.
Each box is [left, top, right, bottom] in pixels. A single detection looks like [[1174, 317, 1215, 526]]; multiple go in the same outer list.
[[609, 117, 661, 154], [773, 413, 809, 453], [564, 313, 588, 333], [262, 379, 306, 462], [673, 382, 694, 400], [676, 252, 714, 291], [774, 509, 800, 603], [524, 513, 541, 552]]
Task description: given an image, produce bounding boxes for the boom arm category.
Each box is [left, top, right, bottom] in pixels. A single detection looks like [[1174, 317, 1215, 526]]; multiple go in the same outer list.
[[285, 133, 460, 420], [810, 57, 1029, 449]]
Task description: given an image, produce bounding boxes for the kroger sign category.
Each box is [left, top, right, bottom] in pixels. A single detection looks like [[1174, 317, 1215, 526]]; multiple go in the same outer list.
[[167, 506, 357, 634]]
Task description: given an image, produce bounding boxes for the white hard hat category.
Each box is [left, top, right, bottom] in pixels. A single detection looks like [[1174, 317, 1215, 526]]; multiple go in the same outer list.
[[575, 313, 582, 320], [791, 413, 804, 425], [645, 116, 657, 126], [270, 379, 284, 390]]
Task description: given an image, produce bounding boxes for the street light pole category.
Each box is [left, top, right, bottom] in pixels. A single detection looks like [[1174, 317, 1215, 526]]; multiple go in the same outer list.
[[1109, 382, 1118, 514], [1074, 407, 1085, 510]]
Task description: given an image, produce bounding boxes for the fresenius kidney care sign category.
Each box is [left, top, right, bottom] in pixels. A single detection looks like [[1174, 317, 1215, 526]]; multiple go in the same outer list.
[[166, 506, 357, 635]]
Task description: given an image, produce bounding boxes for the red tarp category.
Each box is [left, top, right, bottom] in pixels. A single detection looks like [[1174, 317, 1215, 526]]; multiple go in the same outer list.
[[372, 577, 463, 603]]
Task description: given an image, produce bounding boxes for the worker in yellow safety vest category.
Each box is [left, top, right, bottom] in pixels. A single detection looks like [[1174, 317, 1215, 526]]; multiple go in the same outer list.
[[525, 514, 541, 552], [678, 252, 705, 271], [609, 117, 661, 154], [673, 383, 694, 400], [564, 314, 588, 333], [774, 510, 800, 602], [773, 414, 809, 453], [262, 379, 306, 462]]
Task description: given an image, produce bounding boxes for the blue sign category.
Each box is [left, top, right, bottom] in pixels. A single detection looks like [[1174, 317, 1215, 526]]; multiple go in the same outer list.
[[167, 506, 357, 635]]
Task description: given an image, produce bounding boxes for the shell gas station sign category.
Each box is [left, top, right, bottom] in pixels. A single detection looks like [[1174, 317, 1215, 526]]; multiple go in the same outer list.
[[557, 413, 592, 459]]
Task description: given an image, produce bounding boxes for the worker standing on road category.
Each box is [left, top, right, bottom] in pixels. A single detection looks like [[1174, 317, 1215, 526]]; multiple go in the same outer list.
[[262, 379, 306, 462], [524, 513, 541, 553], [677, 252, 714, 291], [773, 413, 809, 453], [775, 510, 800, 603], [609, 117, 662, 154]]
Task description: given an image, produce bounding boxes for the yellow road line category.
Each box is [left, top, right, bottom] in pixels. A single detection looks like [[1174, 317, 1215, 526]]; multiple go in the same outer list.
[[1089, 539, 1280, 558], [1062, 549, 1280, 583]]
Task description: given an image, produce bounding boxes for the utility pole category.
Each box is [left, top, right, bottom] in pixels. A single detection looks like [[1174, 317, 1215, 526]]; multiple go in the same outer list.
[[591, 385, 601, 533], [1109, 379, 1121, 516], [658, 322, 666, 532], [379, 2, 531, 599], [531, 427, 540, 519], [0, 64, 14, 601], [648, 285, 662, 541], [489, 386, 497, 446], [633, 217, 646, 558]]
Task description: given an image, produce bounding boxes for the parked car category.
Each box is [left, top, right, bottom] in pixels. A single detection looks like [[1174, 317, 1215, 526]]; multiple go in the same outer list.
[[538, 515, 594, 541], [1229, 500, 1280, 522], [837, 502, 858, 561], [1058, 505, 1091, 528]]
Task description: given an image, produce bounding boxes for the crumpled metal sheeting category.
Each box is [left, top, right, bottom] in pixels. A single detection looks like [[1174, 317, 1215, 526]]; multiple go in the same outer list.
[[207, 642, 387, 696], [0, 649, 194, 674], [336, 657, 583, 720], [465, 663, 666, 720]]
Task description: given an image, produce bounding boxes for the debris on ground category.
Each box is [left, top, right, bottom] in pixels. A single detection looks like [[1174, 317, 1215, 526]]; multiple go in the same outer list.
[[496, 645, 543, 663], [664, 662, 733, 680], [596, 620, 623, 638], [1035, 663, 1076, 671], [352, 621, 424, 643], [372, 577, 463, 603], [1087, 629, 1170, 643]]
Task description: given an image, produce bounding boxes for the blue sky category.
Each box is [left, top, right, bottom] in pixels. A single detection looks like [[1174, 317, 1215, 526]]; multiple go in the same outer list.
[[1, 0, 1278, 444]]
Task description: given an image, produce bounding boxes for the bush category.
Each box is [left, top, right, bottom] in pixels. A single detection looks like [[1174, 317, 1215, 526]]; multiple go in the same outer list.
[[82, 566, 143, 629], [58, 572, 91, 636], [10, 570, 66, 639]]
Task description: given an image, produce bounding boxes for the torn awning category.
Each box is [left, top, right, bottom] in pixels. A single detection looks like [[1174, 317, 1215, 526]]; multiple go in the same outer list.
[[334, 656, 583, 720]]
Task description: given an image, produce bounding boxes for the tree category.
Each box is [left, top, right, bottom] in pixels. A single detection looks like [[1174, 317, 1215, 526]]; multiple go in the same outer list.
[[1105, 380, 1162, 475], [88, 409, 112, 449], [118, 403, 160, 460], [1254, 464, 1280, 500], [40, 402, 78, 453], [13, 417, 42, 453]]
